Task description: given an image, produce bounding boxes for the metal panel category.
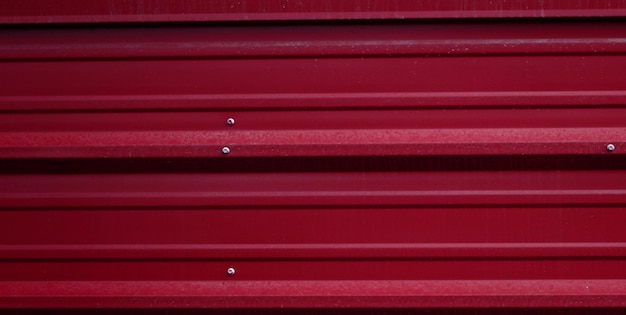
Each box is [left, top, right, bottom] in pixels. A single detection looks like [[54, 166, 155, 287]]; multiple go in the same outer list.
[[2, 0, 626, 24], [1, 15, 626, 311]]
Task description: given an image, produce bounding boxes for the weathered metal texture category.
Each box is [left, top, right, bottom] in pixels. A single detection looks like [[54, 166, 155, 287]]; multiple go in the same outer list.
[[1, 0, 626, 23], [1, 10, 626, 312]]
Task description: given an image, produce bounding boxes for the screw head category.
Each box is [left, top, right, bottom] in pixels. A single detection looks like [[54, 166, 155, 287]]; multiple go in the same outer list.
[[221, 146, 231, 154], [227, 267, 236, 276], [226, 118, 235, 126], [607, 144, 616, 152]]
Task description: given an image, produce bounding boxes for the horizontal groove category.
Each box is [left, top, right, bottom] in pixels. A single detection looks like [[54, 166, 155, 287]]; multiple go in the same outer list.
[[2, 108, 625, 131], [2, 243, 626, 260], [3, 56, 625, 111], [2, 91, 626, 112], [4, 206, 625, 246], [2, 23, 626, 60], [1, 171, 624, 207], [2, 280, 626, 308], [2, 1, 626, 24], [1, 156, 625, 174], [2, 193, 624, 208]]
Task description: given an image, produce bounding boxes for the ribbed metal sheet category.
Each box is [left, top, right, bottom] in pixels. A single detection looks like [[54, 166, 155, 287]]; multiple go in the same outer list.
[[2, 0, 626, 23], [1, 14, 626, 311]]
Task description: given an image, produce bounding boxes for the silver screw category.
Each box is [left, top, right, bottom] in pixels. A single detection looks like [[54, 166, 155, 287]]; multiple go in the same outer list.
[[226, 118, 235, 126], [221, 146, 231, 154], [227, 267, 236, 276], [607, 144, 616, 152]]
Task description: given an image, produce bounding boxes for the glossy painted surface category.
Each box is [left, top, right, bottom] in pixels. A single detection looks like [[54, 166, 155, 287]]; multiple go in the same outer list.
[[1, 15, 626, 311]]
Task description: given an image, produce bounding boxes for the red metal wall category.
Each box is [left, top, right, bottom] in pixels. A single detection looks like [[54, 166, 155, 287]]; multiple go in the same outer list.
[[3, 0, 626, 22], [1, 1, 626, 312]]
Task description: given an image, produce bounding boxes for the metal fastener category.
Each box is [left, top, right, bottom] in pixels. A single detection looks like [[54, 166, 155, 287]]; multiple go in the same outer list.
[[227, 267, 236, 276], [607, 144, 616, 152], [226, 118, 235, 126], [221, 146, 231, 154]]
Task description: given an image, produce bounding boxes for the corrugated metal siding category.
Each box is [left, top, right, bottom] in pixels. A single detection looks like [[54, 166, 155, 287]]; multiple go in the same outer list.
[[2, 0, 626, 23], [1, 3, 626, 311]]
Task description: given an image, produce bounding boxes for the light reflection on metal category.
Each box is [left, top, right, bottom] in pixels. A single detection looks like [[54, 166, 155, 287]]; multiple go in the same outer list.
[[1, 6, 626, 310]]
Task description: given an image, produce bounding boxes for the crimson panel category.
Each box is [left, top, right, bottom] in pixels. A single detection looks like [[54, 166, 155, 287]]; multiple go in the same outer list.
[[1, 10, 626, 312]]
